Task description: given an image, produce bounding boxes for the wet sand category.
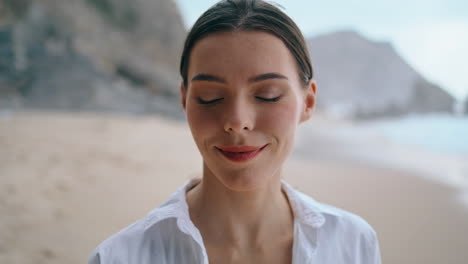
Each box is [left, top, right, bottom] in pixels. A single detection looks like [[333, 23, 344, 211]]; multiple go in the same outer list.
[[0, 111, 467, 264]]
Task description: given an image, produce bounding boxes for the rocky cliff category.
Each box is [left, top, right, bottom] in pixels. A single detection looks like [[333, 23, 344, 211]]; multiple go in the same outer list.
[[465, 98, 468, 115], [307, 31, 455, 119], [0, 0, 186, 117]]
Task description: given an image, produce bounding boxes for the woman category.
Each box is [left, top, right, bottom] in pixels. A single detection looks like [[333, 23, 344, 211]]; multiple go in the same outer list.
[[89, 0, 381, 263]]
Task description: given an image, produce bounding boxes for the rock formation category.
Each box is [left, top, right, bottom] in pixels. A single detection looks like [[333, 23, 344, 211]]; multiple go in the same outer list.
[[465, 98, 468, 115], [307, 31, 455, 119], [0, 0, 186, 117]]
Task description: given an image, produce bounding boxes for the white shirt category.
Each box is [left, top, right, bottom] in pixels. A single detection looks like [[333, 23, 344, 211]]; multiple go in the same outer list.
[[88, 179, 381, 264]]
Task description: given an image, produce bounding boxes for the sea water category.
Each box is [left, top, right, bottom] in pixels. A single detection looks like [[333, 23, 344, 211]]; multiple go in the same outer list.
[[365, 114, 468, 206], [296, 113, 468, 206], [366, 114, 468, 154]]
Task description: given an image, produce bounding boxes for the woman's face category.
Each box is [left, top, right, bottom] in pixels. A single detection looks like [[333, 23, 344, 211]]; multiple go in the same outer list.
[[181, 31, 316, 191]]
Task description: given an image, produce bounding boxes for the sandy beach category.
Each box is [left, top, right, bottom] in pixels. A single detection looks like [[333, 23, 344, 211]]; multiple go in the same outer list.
[[1, 111, 467, 264]]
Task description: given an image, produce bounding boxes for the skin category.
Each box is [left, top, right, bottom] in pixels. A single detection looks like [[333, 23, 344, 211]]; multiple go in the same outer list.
[[180, 31, 316, 264]]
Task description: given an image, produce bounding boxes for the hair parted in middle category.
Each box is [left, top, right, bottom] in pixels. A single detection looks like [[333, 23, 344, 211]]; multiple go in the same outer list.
[[179, 0, 313, 88]]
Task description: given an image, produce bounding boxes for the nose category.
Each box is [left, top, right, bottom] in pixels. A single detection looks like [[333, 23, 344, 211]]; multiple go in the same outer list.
[[223, 99, 254, 133]]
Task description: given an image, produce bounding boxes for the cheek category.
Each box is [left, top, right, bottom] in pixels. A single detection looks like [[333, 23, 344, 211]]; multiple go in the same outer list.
[[186, 105, 218, 142], [257, 100, 300, 134]]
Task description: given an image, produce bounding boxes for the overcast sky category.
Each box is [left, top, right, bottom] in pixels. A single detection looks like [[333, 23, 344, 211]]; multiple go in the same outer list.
[[175, 0, 468, 101]]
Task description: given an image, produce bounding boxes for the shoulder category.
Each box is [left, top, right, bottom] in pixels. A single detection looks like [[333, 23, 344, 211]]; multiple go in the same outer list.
[[87, 217, 148, 263], [87, 181, 201, 264], [290, 187, 381, 263], [323, 204, 381, 263], [291, 186, 377, 236], [87, 202, 182, 264], [289, 186, 379, 249], [321, 199, 377, 238]]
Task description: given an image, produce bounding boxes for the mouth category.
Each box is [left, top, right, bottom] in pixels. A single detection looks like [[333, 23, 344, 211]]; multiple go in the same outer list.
[[215, 144, 268, 163]]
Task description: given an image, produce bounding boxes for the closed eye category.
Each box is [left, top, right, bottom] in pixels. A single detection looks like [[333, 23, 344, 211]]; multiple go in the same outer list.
[[197, 96, 282, 104], [256, 96, 282, 102], [197, 97, 224, 104]]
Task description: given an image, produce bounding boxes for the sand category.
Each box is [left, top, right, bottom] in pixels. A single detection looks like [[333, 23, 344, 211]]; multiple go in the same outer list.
[[0, 111, 467, 264]]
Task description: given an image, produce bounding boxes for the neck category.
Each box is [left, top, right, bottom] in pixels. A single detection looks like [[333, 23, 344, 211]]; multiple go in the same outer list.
[[186, 164, 294, 248]]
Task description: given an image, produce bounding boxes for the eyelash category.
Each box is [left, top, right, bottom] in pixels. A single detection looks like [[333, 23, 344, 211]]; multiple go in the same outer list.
[[197, 96, 282, 105]]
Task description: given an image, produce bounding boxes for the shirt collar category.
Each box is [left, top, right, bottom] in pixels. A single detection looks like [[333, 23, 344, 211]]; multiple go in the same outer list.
[[144, 178, 341, 231], [281, 180, 341, 228], [144, 179, 209, 264], [143, 179, 342, 263]]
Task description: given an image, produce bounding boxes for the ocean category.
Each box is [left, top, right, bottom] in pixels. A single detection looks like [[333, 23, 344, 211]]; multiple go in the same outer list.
[[365, 114, 468, 154], [295, 113, 468, 206], [362, 114, 468, 206]]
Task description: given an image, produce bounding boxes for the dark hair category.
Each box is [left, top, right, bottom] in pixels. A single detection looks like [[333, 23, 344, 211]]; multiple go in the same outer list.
[[179, 0, 313, 88]]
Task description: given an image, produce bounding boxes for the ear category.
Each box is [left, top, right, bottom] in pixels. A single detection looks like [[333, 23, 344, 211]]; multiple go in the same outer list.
[[299, 80, 317, 123], [180, 82, 187, 111]]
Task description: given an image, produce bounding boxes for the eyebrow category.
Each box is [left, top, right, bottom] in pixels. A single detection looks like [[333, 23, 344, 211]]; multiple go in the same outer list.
[[248, 72, 288, 83], [191, 72, 288, 84], [191, 74, 226, 83]]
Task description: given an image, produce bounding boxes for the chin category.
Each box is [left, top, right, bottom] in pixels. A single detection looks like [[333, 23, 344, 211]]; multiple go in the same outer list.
[[212, 166, 279, 192], [201, 147, 283, 191]]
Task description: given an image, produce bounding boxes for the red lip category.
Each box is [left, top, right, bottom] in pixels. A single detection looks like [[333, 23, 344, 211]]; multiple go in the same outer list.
[[217, 145, 262, 152], [216, 144, 268, 162]]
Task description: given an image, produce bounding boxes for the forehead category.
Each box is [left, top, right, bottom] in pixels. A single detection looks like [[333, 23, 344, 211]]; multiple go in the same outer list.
[[188, 31, 299, 83]]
